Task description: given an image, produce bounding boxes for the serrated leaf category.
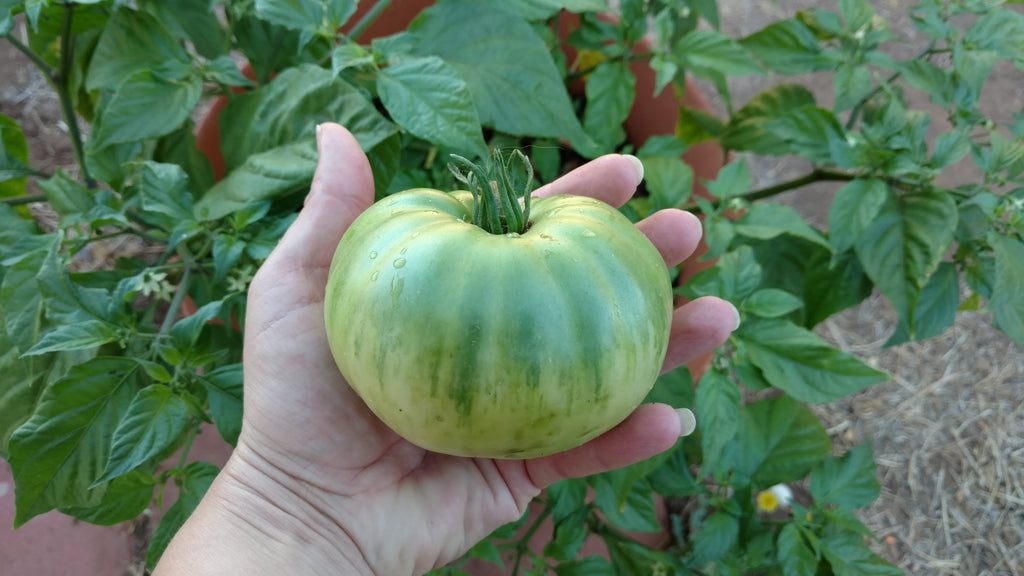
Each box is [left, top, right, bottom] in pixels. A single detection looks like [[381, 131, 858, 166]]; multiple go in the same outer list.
[[686, 245, 762, 300], [647, 443, 700, 497], [953, 44, 999, 101], [854, 188, 957, 336], [778, 523, 818, 576], [746, 288, 804, 318], [37, 169, 93, 225], [22, 320, 118, 356], [8, 357, 136, 527], [696, 369, 740, 474], [212, 234, 246, 283], [834, 63, 872, 113], [737, 318, 887, 403], [198, 363, 243, 446], [409, 1, 591, 149], [675, 105, 725, 146], [378, 56, 488, 158], [637, 136, 692, 210], [592, 476, 661, 533], [543, 506, 589, 562], [582, 59, 636, 151], [87, 8, 191, 90], [732, 395, 832, 488], [741, 19, 829, 74], [811, 442, 880, 509], [0, 114, 32, 204], [140, 0, 230, 59], [988, 233, 1024, 345], [829, 178, 890, 255], [931, 131, 970, 169], [140, 161, 195, 221], [93, 386, 189, 485]]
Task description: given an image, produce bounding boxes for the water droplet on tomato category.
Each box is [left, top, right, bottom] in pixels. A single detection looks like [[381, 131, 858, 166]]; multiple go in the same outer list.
[[400, 247, 408, 255], [506, 232, 519, 239], [370, 271, 380, 281], [539, 232, 553, 240], [369, 250, 378, 259], [582, 230, 596, 238], [411, 232, 420, 238], [393, 258, 407, 269]]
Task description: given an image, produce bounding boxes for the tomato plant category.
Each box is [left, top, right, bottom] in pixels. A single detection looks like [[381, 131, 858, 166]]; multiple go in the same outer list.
[[324, 154, 672, 458]]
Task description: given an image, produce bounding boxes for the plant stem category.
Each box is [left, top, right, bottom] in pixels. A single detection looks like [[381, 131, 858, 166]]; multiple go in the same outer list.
[[509, 507, 552, 576], [5, 34, 54, 77], [680, 168, 856, 212], [844, 42, 937, 131], [56, 3, 95, 188], [348, 0, 392, 42], [175, 421, 199, 474], [160, 266, 192, 336], [0, 193, 47, 206]]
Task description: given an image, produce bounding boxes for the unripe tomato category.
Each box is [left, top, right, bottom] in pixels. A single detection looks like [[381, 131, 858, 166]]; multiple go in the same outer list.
[[324, 175, 672, 458]]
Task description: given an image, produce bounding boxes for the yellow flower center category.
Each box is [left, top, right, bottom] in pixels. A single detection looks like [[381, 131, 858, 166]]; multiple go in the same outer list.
[[756, 491, 779, 513]]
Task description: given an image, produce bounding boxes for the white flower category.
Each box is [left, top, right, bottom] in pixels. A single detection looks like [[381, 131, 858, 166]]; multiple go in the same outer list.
[[756, 483, 793, 513]]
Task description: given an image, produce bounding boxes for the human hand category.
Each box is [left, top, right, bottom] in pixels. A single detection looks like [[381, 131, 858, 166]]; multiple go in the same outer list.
[[154, 123, 738, 576]]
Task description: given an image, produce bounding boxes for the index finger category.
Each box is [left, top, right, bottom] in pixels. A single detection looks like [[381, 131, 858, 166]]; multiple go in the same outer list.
[[531, 154, 645, 208]]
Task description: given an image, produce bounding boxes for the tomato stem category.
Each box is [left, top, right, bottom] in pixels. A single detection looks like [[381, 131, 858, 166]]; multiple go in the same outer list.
[[449, 150, 534, 235]]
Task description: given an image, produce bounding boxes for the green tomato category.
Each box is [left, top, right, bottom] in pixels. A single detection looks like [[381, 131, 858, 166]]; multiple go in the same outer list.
[[324, 188, 673, 458]]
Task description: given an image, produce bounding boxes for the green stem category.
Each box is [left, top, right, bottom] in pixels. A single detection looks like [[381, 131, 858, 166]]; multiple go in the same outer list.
[[175, 421, 199, 473], [56, 4, 95, 188], [681, 168, 857, 212], [1, 193, 47, 206], [5, 34, 54, 77], [160, 266, 192, 336], [449, 151, 533, 235], [509, 507, 552, 576], [844, 42, 937, 131], [348, 0, 392, 42]]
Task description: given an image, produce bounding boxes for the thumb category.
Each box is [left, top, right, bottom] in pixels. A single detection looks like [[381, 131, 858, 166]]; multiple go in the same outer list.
[[270, 123, 375, 272]]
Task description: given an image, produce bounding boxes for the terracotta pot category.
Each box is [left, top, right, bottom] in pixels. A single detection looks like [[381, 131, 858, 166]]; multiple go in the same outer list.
[[191, 5, 725, 573]]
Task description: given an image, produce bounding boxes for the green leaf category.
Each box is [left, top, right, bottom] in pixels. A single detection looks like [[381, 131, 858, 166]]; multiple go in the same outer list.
[[555, 556, 616, 576], [492, 0, 609, 20], [205, 55, 254, 87], [140, 0, 229, 59], [604, 538, 682, 574], [145, 461, 220, 569], [582, 60, 636, 151], [37, 169, 93, 225], [931, 130, 970, 169], [693, 511, 739, 564], [0, 114, 31, 204], [768, 106, 851, 166], [833, 63, 872, 113], [198, 363, 243, 447], [8, 357, 136, 527], [90, 71, 203, 146], [778, 523, 818, 576], [212, 234, 246, 283], [897, 59, 951, 104], [466, 538, 503, 567], [94, 386, 189, 485], [952, 43, 999, 100], [543, 506, 589, 562], [828, 179, 890, 255], [377, 56, 488, 158], [637, 136, 693, 210], [720, 84, 817, 154], [839, 0, 874, 31], [140, 161, 196, 221], [172, 298, 225, 350], [988, 233, 1024, 345], [675, 30, 763, 76], [821, 532, 902, 576], [644, 364, 694, 409], [705, 158, 752, 199], [685, 245, 763, 300], [737, 318, 887, 403], [197, 140, 319, 221], [884, 261, 958, 346], [675, 106, 725, 146], [409, 1, 590, 148], [745, 288, 804, 318], [0, 328, 48, 457], [803, 247, 873, 328], [22, 319, 118, 356], [854, 188, 957, 336], [547, 477, 587, 524], [810, 442, 880, 509], [86, 8, 192, 90], [592, 476, 661, 533], [735, 203, 831, 251], [695, 369, 740, 474], [61, 470, 155, 526], [732, 395, 832, 488], [740, 19, 829, 75], [647, 442, 700, 497]]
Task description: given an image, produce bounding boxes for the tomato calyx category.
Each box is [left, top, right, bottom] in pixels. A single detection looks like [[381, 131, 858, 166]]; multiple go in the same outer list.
[[449, 150, 534, 235]]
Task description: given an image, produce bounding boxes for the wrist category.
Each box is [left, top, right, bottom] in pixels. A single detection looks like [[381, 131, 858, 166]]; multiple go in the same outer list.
[[154, 442, 375, 576]]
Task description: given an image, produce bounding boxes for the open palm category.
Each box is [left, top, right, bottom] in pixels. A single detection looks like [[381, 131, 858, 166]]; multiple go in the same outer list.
[[157, 123, 736, 576]]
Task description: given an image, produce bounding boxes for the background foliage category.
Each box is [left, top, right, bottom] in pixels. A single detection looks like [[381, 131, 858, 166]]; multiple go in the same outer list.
[[1, 0, 1023, 573]]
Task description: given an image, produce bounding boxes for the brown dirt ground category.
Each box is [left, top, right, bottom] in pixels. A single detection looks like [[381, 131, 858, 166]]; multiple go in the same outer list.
[[2, 2, 1023, 575]]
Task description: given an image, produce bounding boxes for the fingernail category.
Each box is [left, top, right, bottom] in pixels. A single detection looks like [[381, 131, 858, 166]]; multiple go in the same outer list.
[[676, 408, 696, 437], [315, 123, 324, 151], [728, 301, 741, 331], [622, 154, 645, 184]]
